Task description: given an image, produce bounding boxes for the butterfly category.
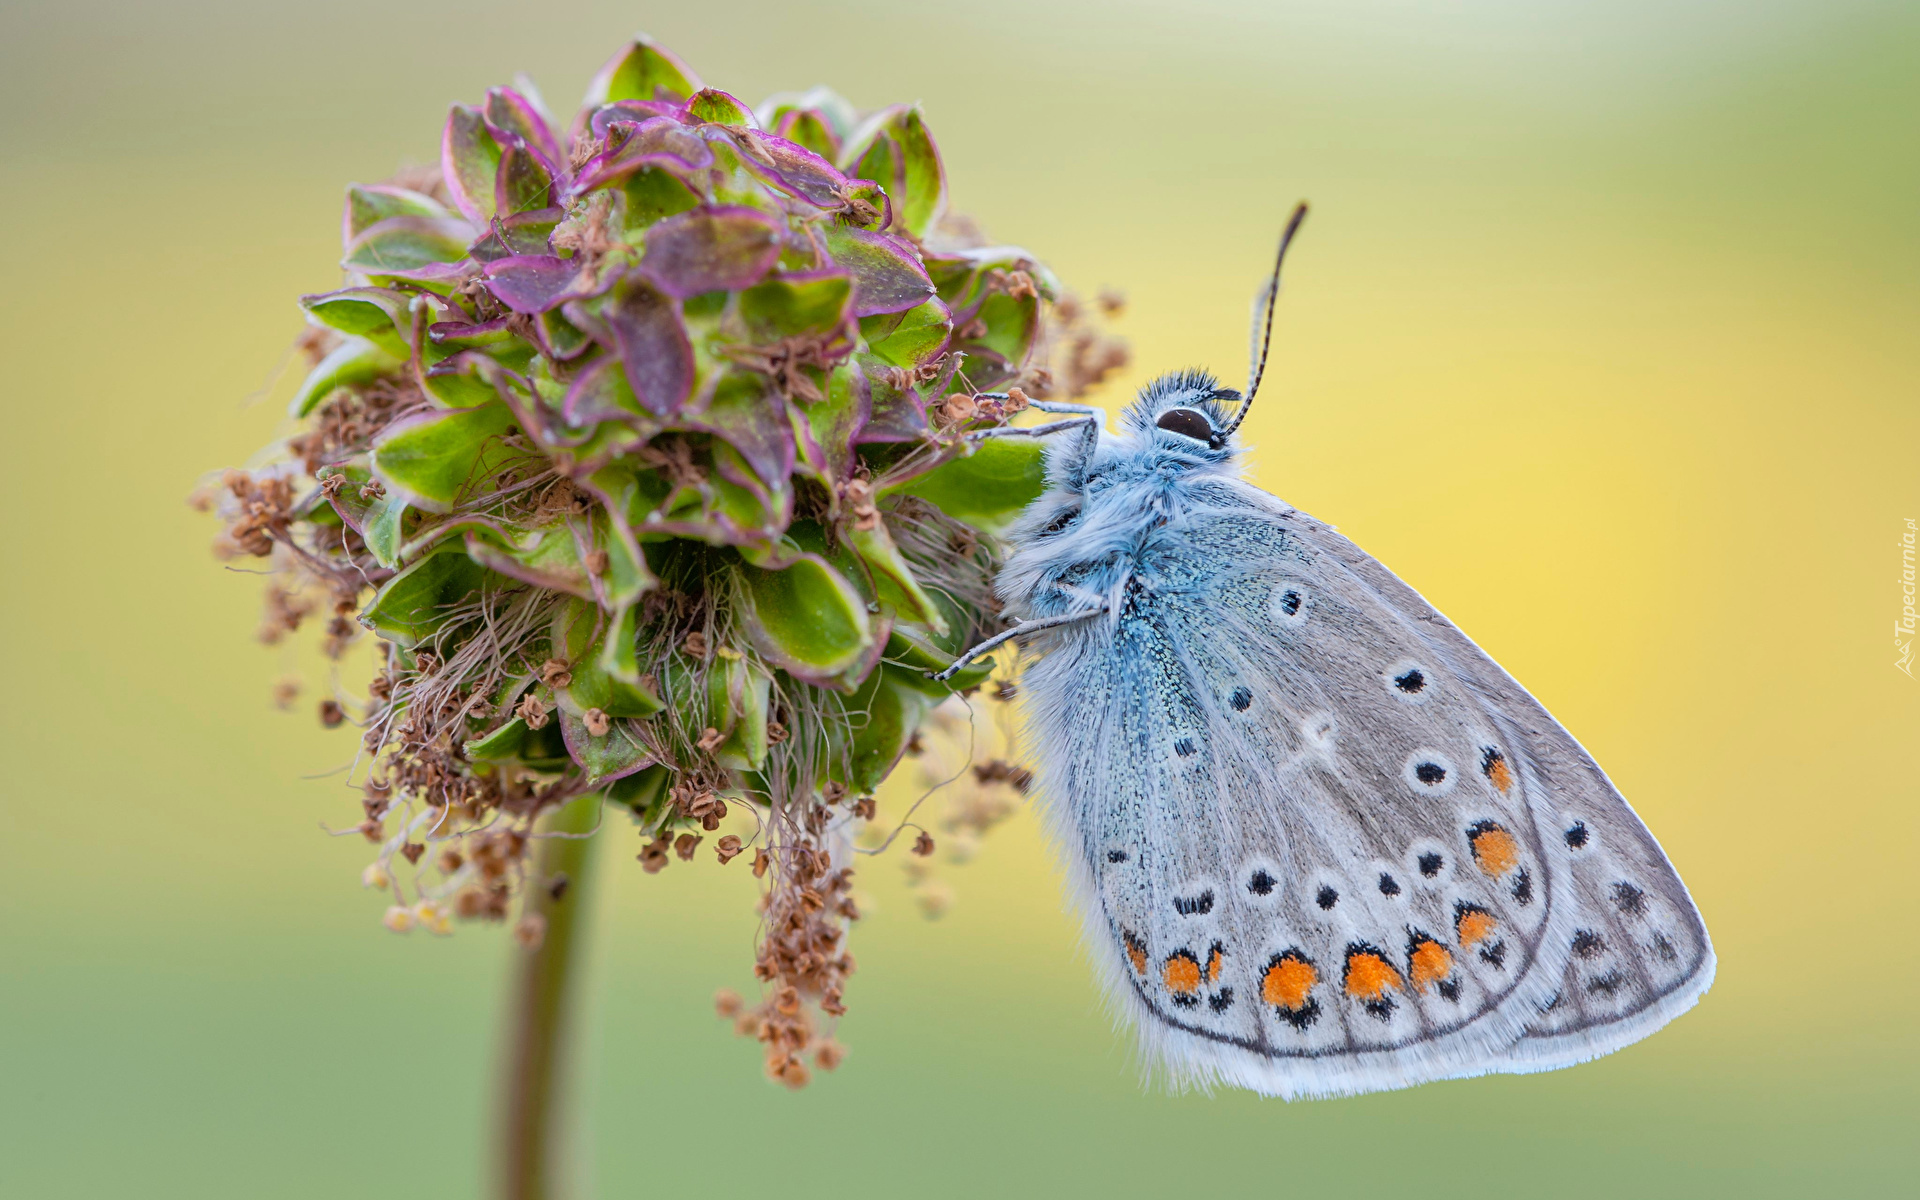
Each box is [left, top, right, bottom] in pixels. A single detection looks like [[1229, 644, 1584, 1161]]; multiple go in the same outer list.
[[934, 205, 1714, 1098]]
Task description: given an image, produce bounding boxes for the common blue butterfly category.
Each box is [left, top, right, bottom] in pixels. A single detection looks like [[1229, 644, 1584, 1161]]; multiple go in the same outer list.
[[935, 206, 1714, 1098]]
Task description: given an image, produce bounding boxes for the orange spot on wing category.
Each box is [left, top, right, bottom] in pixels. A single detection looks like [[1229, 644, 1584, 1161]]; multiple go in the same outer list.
[[1163, 952, 1202, 995], [1205, 944, 1224, 984], [1456, 907, 1498, 948], [1262, 953, 1317, 1010], [1123, 932, 1148, 976], [1409, 938, 1454, 989], [1485, 751, 1513, 793], [1344, 951, 1402, 1001], [1469, 824, 1520, 877]]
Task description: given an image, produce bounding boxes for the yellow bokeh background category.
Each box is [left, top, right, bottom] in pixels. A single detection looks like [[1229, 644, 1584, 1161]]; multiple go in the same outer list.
[[2, 2, 1914, 1196]]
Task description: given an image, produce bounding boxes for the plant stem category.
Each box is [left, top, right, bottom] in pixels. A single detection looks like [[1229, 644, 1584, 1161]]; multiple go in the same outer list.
[[496, 795, 601, 1200]]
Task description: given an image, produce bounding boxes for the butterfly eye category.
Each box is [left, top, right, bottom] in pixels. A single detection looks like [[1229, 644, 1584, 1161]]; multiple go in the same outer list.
[[1155, 407, 1216, 443]]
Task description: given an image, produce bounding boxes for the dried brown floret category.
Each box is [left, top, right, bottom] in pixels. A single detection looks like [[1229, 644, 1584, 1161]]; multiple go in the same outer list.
[[515, 692, 551, 730]]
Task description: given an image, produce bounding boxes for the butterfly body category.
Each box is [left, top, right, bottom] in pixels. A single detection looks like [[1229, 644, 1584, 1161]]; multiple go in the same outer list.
[[983, 369, 1714, 1099]]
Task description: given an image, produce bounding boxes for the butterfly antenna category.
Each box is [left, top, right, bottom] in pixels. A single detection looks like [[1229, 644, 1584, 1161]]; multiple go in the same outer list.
[[1222, 201, 1309, 438]]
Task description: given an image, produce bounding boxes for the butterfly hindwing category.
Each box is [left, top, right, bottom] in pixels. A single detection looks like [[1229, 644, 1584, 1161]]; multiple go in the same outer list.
[[1017, 474, 1712, 1098]]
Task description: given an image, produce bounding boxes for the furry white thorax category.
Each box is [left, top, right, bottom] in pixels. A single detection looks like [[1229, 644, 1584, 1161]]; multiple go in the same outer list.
[[997, 375, 1256, 624]]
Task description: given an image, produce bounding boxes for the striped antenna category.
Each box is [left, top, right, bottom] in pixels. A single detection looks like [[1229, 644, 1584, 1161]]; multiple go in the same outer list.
[[1221, 202, 1309, 437]]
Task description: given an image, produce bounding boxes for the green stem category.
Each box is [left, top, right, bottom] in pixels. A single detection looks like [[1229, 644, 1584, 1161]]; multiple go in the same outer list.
[[496, 794, 601, 1200]]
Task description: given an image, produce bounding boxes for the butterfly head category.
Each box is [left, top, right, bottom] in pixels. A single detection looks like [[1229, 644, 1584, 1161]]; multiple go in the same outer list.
[[1122, 369, 1244, 457]]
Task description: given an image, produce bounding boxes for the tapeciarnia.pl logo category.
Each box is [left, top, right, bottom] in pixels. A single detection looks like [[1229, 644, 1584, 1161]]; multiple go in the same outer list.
[[1898, 518, 1916, 678]]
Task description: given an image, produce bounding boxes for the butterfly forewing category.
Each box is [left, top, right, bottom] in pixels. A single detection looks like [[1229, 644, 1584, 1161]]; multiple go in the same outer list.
[[1285, 494, 1715, 1066]]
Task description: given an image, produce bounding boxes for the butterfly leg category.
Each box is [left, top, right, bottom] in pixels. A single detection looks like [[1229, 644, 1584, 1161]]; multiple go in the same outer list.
[[1028, 400, 1103, 416], [928, 607, 1108, 682], [963, 409, 1102, 488], [973, 393, 1104, 419], [965, 415, 1101, 443]]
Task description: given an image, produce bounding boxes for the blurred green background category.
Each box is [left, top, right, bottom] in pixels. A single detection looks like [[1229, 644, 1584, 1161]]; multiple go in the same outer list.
[[3, 1, 1915, 1196]]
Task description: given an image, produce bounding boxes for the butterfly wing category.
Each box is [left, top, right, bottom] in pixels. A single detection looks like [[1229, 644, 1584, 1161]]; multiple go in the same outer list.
[[1284, 490, 1716, 1072], [1017, 478, 1713, 1098]]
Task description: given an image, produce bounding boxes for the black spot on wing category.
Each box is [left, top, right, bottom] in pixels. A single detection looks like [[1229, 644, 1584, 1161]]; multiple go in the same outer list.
[[1612, 881, 1647, 915], [1173, 890, 1214, 916], [1511, 867, 1534, 905], [1315, 885, 1339, 910], [1587, 970, 1628, 997], [1247, 869, 1276, 896]]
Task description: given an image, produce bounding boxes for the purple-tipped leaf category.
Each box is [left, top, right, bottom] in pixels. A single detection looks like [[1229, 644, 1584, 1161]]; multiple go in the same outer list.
[[714, 127, 858, 211], [770, 108, 840, 161], [793, 362, 871, 483], [686, 88, 757, 128], [427, 315, 519, 351], [588, 101, 688, 141], [342, 184, 451, 245], [343, 216, 474, 276], [562, 355, 656, 426], [483, 86, 565, 176], [300, 286, 415, 357], [820, 225, 935, 316], [570, 117, 712, 194], [687, 370, 796, 493], [558, 708, 654, 785], [468, 207, 566, 263], [603, 271, 694, 415], [841, 104, 947, 240], [861, 295, 952, 369], [483, 255, 593, 314], [441, 105, 502, 225], [370, 400, 519, 513], [533, 307, 596, 362], [753, 86, 860, 143], [737, 269, 853, 341], [853, 358, 931, 444], [582, 35, 702, 108], [638, 206, 784, 299], [494, 139, 557, 220]]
